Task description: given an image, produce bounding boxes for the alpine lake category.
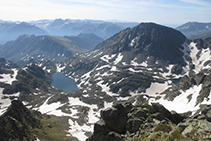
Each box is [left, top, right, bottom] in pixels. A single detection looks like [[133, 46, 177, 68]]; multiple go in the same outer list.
[[51, 72, 78, 92]]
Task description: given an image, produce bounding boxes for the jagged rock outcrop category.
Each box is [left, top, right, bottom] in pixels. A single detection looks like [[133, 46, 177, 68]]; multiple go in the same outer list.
[[3, 63, 52, 96], [87, 102, 211, 141], [101, 103, 128, 134], [0, 100, 41, 141]]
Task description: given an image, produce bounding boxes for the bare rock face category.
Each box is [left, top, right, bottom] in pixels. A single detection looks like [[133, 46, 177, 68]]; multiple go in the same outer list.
[[0, 100, 41, 141], [100, 103, 128, 134], [200, 104, 211, 122], [88, 102, 211, 141]]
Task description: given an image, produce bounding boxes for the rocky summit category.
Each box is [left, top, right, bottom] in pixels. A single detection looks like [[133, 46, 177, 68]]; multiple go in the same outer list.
[[87, 103, 211, 141], [95, 22, 186, 64]]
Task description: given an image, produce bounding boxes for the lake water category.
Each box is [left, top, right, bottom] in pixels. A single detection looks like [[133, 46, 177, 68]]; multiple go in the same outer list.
[[51, 72, 78, 92], [172, 77, 182, 85]]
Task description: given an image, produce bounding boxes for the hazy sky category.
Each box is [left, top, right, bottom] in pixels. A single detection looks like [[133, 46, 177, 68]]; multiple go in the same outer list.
[[0, 0, 210, 26]]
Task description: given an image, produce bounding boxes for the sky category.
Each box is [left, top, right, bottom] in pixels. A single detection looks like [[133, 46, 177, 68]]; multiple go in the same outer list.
[[0, 0, 210, 27]]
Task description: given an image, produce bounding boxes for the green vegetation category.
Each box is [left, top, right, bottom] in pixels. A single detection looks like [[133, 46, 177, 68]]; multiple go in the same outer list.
[[153, 124, 172, 133], [133, 104, 152, 109], [166, 127, 184, 141], [33, 115, 77, 141]]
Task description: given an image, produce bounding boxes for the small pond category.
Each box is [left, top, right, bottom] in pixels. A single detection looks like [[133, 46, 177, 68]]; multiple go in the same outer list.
[[172, 77, 182, 85], [51, 72, 78, 92]]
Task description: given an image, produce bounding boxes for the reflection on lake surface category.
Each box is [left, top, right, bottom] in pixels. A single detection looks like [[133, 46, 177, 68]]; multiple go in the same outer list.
[[51, 72, 78, 92]]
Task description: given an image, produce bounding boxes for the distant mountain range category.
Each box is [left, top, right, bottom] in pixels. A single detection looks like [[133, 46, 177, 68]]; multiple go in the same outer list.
[[0, 22, 47, 44], [0, 19, 138, 44], [176, 22, 211, 39], [1, 20, 211, 45], [0, 33, 103, 66], [29, 19, 138, 39]]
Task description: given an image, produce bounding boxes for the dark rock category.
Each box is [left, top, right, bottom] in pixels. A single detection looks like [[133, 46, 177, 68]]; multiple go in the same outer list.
[[123, 103, 133, 113], [0, 100, 41, 141], [151, 103, 184, 124], [171, 65, 183, 75], [93, 119, 111, 135], [126, 117, 144, 133], [0, 57, 19, 68], [101, 103, 128, 133], [200, 104, 211, 121], [133, 108, 148, 119], [150, 112, 165, 121], [107, 132, 123, 141], [96, 23, 186, 65], [2, 100, 41, 128], [194, 72, 206, 85]]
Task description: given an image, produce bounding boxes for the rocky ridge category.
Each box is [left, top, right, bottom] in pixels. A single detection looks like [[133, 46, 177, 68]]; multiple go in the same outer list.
[[0, 34, 103, 66], [87, 102, 211, 141], [0, 100, 42, 141]]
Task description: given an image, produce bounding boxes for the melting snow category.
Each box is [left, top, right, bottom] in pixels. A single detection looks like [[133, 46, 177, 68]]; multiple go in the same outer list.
[[114, 53, 123, 65], [100, 54, 116, 63], [131, 58, 147, 67], [67, 97, 100, 141], [151, 84, 210, 114], [96, 65, 111, 71], [144, 82, 169, 96], [97, 80, 119, 96], [68, 119, 93, 141], [36, 96, 72, 116], [0, 88, 20, 115], [56, 64, 65, 72], [181, 42, 211, 74], [0, 69, 18, 85], [129, 37, 138, 47]]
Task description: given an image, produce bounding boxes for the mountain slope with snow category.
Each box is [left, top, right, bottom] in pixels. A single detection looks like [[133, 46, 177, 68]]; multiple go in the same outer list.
[[0, 34, 103, 66], [58, 23, 211, 113], [0, 22, 210, 141]]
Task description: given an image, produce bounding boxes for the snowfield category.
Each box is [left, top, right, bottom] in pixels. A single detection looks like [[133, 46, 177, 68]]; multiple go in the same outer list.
[[181, 42, 211, 75], [150, 84, 211, 114]]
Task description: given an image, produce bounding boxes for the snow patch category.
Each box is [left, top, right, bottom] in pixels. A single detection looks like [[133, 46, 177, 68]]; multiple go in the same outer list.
[[97, 80, 119, 96], [151, 84, 207, 114], [114, 53, 123, 65], [68, 119, 93, 141], [0, 88, 20, 115], [0, 69, 18, 85], [100, 54, 116, 63], [56, 64, 65, 72], [96, 65, 111, 71], [35, 96, 71, 117]]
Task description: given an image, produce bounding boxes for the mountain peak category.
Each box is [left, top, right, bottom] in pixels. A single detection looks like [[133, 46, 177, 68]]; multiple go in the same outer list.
[[0, 100, 41, 140], [95, 22, 186, 64], [2, 100, 41, 128]]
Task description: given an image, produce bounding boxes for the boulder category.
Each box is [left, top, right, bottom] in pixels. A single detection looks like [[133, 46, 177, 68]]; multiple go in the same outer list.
[[100, 103, 128, 133], [200, 104, 211, 121], [126, 117, 144, 133], [151, 103, 184, 124]]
